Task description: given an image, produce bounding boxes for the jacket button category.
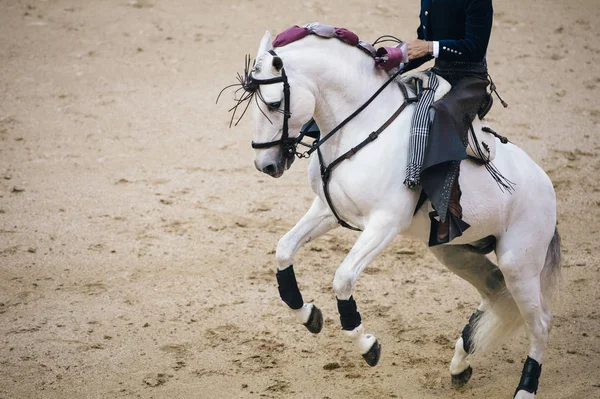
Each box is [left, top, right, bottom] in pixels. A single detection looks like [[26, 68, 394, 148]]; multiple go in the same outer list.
[[425, 11, 429, 16]]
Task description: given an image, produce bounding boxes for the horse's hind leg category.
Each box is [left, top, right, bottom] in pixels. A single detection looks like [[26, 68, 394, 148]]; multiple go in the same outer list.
[[496, 227, 559, 399], [276, 197, 338, 333], [448, 301, 486, 387], [429, 244, 506, 387]]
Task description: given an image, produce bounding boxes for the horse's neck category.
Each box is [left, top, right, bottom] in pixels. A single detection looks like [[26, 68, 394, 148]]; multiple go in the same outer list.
[[282, 39, 407, 161]]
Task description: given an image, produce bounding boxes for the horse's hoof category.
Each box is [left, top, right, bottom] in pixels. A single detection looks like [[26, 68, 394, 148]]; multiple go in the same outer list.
[[303, 305, 323, 334], [362, 340, 381, 367], [451, 365, 473, 388]]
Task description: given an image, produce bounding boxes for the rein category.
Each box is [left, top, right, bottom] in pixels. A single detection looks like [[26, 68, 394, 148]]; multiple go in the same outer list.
[[250, 50, 413, 159], [249, 48, 417, 231], [318, 100, 413, 230], [303, 67, 408, 158]]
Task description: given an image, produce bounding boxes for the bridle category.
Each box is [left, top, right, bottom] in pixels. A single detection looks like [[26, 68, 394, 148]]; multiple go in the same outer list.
[[249, 49, 418, 230], [249, 50, 301, 160]]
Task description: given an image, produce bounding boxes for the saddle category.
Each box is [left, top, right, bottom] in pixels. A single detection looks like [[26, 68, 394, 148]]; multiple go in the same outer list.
[[401, 71, 514, 247], [401, 71, 498, 163]]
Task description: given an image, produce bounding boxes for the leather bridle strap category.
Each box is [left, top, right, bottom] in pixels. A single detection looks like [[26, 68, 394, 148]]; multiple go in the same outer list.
[[251, 50, 293, 157], [305, 68, 412, 158], [318, 100, 411, 231]]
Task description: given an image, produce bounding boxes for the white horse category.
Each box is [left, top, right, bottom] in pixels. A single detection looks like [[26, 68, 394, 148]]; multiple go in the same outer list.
[[242, 30, 560, 399]]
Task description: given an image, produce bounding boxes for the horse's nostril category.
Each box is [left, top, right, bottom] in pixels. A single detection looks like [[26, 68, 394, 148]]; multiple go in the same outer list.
[[262, 164, 277, 176]]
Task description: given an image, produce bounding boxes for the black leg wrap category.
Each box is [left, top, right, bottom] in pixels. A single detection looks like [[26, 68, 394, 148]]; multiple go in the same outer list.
[[514, 356, 542, 397], [337, 296, 362, 331], [276, 266, 304, 310], [461, 309, 484, 354]]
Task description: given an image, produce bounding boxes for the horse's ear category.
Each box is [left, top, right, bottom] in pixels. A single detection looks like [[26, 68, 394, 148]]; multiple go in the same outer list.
[[272, 56, 283, 71], [255, 30, 272, 62]]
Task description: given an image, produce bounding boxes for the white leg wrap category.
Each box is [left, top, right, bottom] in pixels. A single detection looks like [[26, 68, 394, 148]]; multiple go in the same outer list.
[[342, 324, 376, 355], [294, 303, 313, 324], [449, 337, 470, 375], [514, 391, 536, 399]]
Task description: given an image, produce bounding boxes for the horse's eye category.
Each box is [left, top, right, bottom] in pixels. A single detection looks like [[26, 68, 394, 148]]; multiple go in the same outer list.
[[267, 101, 281, 111]]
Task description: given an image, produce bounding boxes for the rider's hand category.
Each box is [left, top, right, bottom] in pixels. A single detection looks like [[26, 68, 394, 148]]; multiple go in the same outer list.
[[406, 39, 431, 60]]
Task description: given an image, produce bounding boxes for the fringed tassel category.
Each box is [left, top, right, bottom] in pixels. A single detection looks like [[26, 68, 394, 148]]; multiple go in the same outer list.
[[482, 126, 509, 144], [468, 124, 516, 194], [487, 73, 508, 108], [484, 161, 516, 193]]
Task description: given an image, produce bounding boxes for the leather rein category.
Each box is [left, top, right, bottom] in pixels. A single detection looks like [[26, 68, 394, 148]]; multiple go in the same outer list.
[[250, 49, 417, 231]]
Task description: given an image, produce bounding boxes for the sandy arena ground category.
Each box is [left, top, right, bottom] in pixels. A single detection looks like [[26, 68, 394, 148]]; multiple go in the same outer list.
[[1, 0, 599, 398]]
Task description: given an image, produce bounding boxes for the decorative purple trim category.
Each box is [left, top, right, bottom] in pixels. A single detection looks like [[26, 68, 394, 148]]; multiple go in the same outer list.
[[358, 41, 377, 57], [273, 25, 310, 47], [335, 28, 359, 46], [272, 23, 363, 50], [307, 23, 336, 38]]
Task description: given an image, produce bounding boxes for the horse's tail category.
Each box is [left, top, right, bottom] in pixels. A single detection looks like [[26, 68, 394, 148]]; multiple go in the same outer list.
[[470, 227, 561, 353], [540, 227, 562, 303]]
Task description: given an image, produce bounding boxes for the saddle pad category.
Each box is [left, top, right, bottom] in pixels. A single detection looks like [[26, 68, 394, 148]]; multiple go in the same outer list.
[[401, 71, 451, 102]]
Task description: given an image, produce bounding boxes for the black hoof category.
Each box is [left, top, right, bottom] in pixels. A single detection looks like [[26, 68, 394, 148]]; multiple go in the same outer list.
[[362, 340, 381, 367], [303, 305, 323, 334], [451, 365, 473, 388]]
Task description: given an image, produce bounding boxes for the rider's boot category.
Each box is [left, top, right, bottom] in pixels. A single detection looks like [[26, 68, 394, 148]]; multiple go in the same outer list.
[[437, 179, 463, 242]]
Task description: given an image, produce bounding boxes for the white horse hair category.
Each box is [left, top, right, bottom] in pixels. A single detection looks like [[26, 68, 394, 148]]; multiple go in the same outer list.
[[246, 31, 560, 399]]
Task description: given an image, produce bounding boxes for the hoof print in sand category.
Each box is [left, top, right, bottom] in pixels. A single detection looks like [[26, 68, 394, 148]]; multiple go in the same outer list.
[[143, 373, 171, 387]]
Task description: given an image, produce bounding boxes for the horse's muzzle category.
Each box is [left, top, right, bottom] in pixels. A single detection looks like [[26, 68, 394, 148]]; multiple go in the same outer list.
[[254, 150, 294, 178], [255, 158, 284, 178], [262, 163, 284, 178]]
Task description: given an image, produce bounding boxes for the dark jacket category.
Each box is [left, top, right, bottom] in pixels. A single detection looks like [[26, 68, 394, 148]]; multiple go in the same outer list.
[[403, 0, 493, 73]]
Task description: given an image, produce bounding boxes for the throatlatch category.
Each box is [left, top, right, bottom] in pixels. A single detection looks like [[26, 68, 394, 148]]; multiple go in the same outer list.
[[337, 296, 362, 331], [515, 356, 542, 396], [276, 266, 304, 310]]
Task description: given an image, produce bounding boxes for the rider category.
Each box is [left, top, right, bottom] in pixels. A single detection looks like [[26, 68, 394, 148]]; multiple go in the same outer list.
[[376, 0, 495, 243]]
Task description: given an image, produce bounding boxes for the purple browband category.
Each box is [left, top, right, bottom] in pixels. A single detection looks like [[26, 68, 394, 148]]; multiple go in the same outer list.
[[272, 23, 376, 57]]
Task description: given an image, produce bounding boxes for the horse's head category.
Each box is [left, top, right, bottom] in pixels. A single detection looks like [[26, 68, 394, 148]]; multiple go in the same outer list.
[[249, 31, 316, 178], [221, 26, 392, 178]]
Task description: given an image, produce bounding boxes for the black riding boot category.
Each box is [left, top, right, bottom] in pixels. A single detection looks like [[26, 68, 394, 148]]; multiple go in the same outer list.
[[437, 177, 463, 242]]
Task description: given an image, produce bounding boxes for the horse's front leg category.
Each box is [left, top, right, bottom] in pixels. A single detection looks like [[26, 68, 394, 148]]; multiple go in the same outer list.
[[276, 197, 338, 333], [332, 214, 403, 366]]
